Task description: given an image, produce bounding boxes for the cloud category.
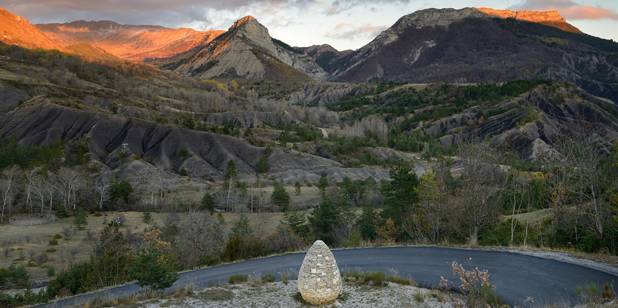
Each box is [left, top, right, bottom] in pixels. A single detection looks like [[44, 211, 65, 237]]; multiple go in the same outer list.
[[0, 0, 307, 26], [514, 0, 618, 20], [326, 23, 386, 40], [325, 0, 410, 15]]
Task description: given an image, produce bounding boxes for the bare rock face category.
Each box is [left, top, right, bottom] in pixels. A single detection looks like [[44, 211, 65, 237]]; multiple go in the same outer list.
[[298, 240, 342, 305]]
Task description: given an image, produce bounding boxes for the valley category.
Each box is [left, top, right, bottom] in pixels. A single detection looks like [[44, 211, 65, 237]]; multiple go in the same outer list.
[[0, 4, 617, 307]]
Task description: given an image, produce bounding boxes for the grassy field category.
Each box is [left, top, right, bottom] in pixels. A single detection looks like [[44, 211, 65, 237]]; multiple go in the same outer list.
[[0, 211, 295, 283]]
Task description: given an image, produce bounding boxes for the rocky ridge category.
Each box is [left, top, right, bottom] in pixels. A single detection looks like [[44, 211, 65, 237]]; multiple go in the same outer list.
[[38, 20, 224, 61], [166, 16, 327, 81]]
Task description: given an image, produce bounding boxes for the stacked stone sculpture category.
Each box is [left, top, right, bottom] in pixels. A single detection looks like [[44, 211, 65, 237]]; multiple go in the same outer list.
[[298, 240, 342, 305]]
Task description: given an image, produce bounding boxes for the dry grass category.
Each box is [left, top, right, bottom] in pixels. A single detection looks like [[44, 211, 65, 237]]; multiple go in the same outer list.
[[0, 211, 291, 282]]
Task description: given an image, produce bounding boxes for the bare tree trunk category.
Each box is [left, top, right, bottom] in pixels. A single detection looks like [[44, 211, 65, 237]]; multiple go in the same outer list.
[[469, 226, 479, 246]]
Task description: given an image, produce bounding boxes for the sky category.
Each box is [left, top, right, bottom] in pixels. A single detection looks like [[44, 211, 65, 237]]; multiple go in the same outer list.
[[1, 0, 617, 50]]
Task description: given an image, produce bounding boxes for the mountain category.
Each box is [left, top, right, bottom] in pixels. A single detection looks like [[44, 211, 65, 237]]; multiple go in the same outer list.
[[37, 20, 224, 62], [330, 8, 618, 102], [162, 16, 327, 81], [297, 44, 352, 73], [0, 8, 62, 50]]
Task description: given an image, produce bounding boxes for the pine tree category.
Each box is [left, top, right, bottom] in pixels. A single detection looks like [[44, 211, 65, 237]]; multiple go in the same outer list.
[[308, 198, 339, 245], [271, 182, 290, 211], [200, 192, 215, 213]]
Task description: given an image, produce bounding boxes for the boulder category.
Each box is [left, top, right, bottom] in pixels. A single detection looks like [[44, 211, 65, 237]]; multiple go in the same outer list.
[[298, 240, 342, 305]]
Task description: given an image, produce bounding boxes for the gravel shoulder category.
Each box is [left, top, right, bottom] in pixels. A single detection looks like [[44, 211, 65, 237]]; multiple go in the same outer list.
[[136, 281, 464, 308]]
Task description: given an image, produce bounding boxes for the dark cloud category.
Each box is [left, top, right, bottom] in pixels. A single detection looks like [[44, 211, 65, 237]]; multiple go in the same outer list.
[[514, 0, 618, 20]]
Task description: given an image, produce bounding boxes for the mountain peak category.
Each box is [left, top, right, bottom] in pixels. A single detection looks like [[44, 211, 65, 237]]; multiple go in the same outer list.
[[230, 16, 258, 29], [477, 7, 580, 32]]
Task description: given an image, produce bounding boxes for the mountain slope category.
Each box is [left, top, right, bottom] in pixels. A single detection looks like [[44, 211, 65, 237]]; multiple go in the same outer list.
[[297, 44, 353, 73], [163, 16, 327, 81], [330, 8, 618, 102], [0, 8, 62, 50], [37, 20, 223, 62]]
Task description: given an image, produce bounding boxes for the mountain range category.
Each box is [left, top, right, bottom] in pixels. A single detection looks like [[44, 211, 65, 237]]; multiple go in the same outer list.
[[1, 6, 617, 102], [0, 5, 617, 184]]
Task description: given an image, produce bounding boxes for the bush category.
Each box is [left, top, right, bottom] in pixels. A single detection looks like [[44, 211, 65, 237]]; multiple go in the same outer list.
[[48, 238, 58, 246], [0, 265, 31, 289], [343, 271, 412, 287], [109, 181, 133, 206], [129, 248, 178, 290], [200, 193, 215, 213], [222, 234, 266, 261], [261, 273, 276, 283], [271, 182, 290, 211], [576, 282, 616, 304], [142, 211, 152, 224], [47, 266, 56, 277], [73, 207, 87, 229], [228, 274, 248, 284]]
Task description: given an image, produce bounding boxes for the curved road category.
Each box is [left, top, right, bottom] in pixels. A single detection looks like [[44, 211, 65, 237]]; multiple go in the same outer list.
[[41, 247, 618, 307]]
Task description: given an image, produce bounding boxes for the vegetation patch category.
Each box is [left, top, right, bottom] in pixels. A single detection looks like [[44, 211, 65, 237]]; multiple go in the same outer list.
[[198, 288, 235, 301], [343, 271, 413, 287], [228, 274, 249, 284]]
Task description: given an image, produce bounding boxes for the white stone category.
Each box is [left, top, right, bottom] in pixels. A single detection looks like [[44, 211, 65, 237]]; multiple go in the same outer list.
[[298, 240, 342, 305]]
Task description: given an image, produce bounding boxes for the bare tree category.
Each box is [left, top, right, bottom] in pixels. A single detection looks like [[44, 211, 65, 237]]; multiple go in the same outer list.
[[30, 172, 47, 216], [546, 134, 611, 240], [24, 167, 42, 215], [176, 211, 226, 268], [94, 174, 111, 210], [456, 142, 505, 245], [0, 166, 20, 222], [56, 168, 82, 211]]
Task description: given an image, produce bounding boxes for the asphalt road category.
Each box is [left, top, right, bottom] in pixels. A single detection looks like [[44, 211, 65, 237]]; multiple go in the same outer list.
[[41, 247, 618, 307]]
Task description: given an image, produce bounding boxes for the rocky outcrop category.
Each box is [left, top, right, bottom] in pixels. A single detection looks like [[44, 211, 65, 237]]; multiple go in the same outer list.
[[164, 16, 326, 81], [478, 7, 581, 33], [421, 85, 618, 159], [298, 240, 342, 305], [0, 103, 346, 180], [288, 82, 366, 106]]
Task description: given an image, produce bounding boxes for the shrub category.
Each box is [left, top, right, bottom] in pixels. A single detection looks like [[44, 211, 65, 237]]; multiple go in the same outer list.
[[142, 211, 152, 224], [228, 274, 248, 284], [222, 234, 266, 262], [440, 261, 503, 307], [261, 273, 276, 283], [0, 265, 31, 289], [109, 180, 133, 205], [48, 238, 58, 246], [73, 207, 87, 229], [47, 266, 56, 277], [577, 282, 616, 304], [271, 182, 290, 211], [198, 288, 234, 301], [414, 292, 425, 303], [343, 271, 412, 287], [129, 247, 178, 290], [200, 193, 215, 213]]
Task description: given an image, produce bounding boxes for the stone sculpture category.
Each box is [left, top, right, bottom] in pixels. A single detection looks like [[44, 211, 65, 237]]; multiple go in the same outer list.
[[298, 240, 342, 305]]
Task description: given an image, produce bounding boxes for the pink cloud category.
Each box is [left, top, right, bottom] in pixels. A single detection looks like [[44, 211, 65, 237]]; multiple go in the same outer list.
[[559, 5, 618, 20], [515, 0, 618, 20]]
